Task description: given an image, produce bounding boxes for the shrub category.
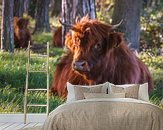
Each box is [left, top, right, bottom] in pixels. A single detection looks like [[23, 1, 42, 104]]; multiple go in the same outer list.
[[140, 6, 163, 54], [139, 52, 163, 104]]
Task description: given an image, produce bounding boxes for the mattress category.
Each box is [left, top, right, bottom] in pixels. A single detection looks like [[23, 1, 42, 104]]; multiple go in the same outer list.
[[41, 98, 163, 130]]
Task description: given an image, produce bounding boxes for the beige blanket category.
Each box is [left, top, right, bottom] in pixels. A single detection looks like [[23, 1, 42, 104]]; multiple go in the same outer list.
[[24, 98, 163, 130]]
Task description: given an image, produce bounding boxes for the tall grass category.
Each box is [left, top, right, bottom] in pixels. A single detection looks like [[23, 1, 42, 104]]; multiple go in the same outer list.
[[0, 86, 65, 113], [32, 32, 53, 44], [0, 49, 162, 113], [0, 49, 64, 113], [0, 49, 62, 89], [140, 52, 163, 101]]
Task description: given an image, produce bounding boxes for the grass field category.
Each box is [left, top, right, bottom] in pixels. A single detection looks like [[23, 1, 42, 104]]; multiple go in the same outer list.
[[0, 31, 162, 113], [0, 46, 65, 113]]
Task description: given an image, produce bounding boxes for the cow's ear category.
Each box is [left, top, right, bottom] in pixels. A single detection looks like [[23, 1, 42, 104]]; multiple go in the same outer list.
[[107, 32, 123, 49]]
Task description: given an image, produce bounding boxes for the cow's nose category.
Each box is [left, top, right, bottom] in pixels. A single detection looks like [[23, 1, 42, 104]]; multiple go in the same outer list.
[[73, 60, 88, 71]]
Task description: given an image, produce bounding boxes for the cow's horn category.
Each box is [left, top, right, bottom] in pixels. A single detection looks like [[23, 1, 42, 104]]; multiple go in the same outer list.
[[112, 20, 123, 29], [59, 19, 74, 28]]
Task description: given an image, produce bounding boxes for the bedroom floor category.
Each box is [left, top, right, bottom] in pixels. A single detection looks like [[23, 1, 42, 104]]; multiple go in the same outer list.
[[0, 114, 46, 130], [0, 122, 43, 130]]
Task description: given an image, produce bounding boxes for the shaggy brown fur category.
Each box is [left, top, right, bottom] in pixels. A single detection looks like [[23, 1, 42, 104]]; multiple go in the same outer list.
[[51, 16, 153, 97], [14, 17, 31, 48]]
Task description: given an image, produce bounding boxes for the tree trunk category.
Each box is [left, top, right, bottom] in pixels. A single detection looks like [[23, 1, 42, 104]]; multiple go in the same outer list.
[[147, 0, 159, 8], [62, 0, 96, 45], [50, 0, 62, 17], [1, 0, 14, 52], [14, 0, 28, 17], [28, 0, 37, 18], [24, 0, 29, 13], [33, 0, 51, 33], [112, 0, 142, 50]]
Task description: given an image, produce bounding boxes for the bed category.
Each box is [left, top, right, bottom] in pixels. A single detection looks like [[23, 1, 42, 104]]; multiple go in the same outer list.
[[22, 82, 163, 130], [41, 98, 163, 130]]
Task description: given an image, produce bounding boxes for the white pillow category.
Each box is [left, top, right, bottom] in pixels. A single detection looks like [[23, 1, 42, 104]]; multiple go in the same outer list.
[[108, 82, 149, 102], [138, 83, 149, 102], [84, 92, 126, 99], [66, 82, 108, 103], [66, 82, 76, 103]]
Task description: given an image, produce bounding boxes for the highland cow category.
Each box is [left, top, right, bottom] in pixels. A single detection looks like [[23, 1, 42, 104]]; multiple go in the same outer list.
[[14, 17, 31, 48], [51, 16, 153, 97]]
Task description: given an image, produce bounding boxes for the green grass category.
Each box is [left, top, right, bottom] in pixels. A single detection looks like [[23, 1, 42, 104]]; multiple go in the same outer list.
[[0, 49, 62, 89], [139, 52, 163, 103], [0, 48, 162, 113], [0, 49, 65, 113], [0, 86, 65, 113], [32, 32, 53, 44]]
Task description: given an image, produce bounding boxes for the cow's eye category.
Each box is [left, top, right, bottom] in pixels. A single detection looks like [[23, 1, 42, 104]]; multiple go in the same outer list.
[[93, 43, 102, 51]]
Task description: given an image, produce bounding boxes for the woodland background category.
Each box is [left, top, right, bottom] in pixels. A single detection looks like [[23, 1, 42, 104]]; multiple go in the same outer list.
[[0, 0, 162, 113]]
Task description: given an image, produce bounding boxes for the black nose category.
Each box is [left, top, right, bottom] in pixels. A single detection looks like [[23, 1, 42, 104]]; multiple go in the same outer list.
[[73, 60, 87, 71]]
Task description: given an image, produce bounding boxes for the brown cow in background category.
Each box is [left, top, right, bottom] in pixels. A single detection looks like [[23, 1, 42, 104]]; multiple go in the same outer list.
[[14, 17, 31, 48], [52, 26, 63, 47], [51, 16, 153, 97]]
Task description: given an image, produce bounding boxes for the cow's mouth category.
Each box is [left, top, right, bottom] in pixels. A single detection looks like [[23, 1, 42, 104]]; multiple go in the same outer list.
[[73, 68, 92, 79], [74, 68, 89, 74]]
